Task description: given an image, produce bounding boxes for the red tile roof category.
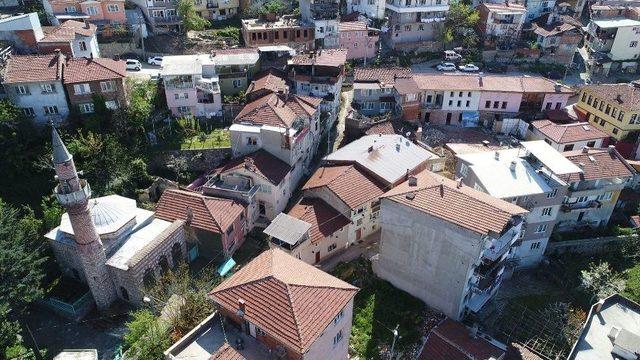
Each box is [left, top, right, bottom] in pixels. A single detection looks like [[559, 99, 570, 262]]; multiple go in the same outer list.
[[419, 319, 506, 360], [209, 343, 246, 360], [338, 21, 367, 32], [289, 49, 347, 67], [234, 93, 320, 128], [216, 150, 291, 185], [155, 189, 245, 233], [583, 83, 640, 110], [384, 170, 526, 235], [562, 148, 634, 182], [354, 67, 412, 84], [288, 198, 351, 244], [246, 68, 288, 96], [3, 54, 64, 83], [365, 120, 398, 136], [303, 165, 386, 209], [531, 120, 608, 144], [63, 57, 127, 84], [394, 77, 420, 95], [412, 74, 572, 94], [505, 343, 544, 360], [208, 249, 358, 354], [40, 20, 96, 43]]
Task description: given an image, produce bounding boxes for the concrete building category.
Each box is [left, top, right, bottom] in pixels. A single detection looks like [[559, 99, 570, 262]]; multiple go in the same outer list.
[[477, 2, 526, 50], [288, 49, 347, 133], [63, 57, 127, 114], [45, 128, 188, 309], [528, 120, 609, 151], [557, 146, 635, 232], [532, 10, 581, 65], [241, 16, 315, 51], [127, 0, 179, 32], [523, 0, 556, 21], [373, 169, 527, 320], [568, 294, 640, 360], [209, 48, 260, 96], [345, 0, 386, 19], [160, 54, 222, 117], [582, 18, 640, 76], [456, 140, 582, 267], [576, 83, 640, 141], [43, 0, 127, 31], [38, 20, 100, 58], [0, 13, 44, 53], [383, 0, 449, 52], [208, 249, 359, 360], [352, 67, 412, 117], [338, 21, 379, 60], [2, 52, 70, 124], [193, 0, 239, 21], [299, 0, 340, 49]]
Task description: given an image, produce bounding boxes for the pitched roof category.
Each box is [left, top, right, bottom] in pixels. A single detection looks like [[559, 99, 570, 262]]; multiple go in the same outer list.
[[216, 150, 291, 185], [63, 57, 127, 84], [40, 20, 96, 43], [420, 319, 506, 360], [209, 343, 246, 360], [533, 14, 578, 37], [303, 165, 386, 209], [3, 53, 64, 83], [338, 20, 367, 31], [155, 189, 245, 233], [245, 68, 288, 96], [208, 249, 358, 353], [289, 49, 347, 67], [531, 120, 608, 144], [394, 77, 420, 95], [234, 93, 319, 128], [562, 148, 634, 182], [584, 83, 640, 110], [288, 198, 351, 244], [365, 120, 398, 136], [354, 67, 412, 84], [412, 74, 572, 93], [383, 170, 526, 235]]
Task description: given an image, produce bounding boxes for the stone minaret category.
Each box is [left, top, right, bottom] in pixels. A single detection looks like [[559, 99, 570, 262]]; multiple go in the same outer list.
[[51, 127, 117, 310]]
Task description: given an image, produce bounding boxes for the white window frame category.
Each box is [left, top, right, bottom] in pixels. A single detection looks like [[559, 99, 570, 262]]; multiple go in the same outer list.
[[541, 207, 552, 217], [44, 105, 59, 115], [86, 6, 98, 15], [546, 188, 557, 198], [535, 224, 547, 233], [40, 83, 54, 93], [232, 79, 242, 88], [80, 103, 95, 114], [78, 41, 88, 51], [74, 83, 91, 95], [15, 85, 29, 95], [100, 80, 116, 93], [333, 329, 344, 346], [105, 100, 119, 110], [107, 4, 119, 12]]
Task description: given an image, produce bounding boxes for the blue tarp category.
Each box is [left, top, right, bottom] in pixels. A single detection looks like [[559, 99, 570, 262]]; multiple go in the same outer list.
[[461, 111, 480, 128], [217, 257, 236, 276]]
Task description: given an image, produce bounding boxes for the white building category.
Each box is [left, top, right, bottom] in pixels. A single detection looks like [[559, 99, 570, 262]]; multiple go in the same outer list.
[[345, 0, 386, 19], [383, 0, 449, 51], [527, 120, 609, 152], [583, 18, 640, 75]]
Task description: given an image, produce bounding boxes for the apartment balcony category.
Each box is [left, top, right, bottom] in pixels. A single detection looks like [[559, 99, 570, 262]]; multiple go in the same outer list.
[[570, 178, 626, 193], [561, 200, 601, 213], [385, 1, 450, 14], [202, 178, 260, 203], [473, 262, 505, 291], [421, 101, 442, 109], [493, 18, 516, 24], [206, 2, 219, 7], [153, 15, 181, 24], [467, 272, 503, 313], [481, 218, 522, 262]]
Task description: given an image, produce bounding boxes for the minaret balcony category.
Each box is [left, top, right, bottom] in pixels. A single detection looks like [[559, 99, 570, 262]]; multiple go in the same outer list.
[[55, 180, 92, 207]]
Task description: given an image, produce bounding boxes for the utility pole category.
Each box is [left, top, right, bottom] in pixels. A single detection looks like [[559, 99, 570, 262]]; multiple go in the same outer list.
[[390, 324, 399, 358]]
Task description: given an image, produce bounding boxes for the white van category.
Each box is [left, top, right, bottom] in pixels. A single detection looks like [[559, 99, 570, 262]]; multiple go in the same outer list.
[[444, 50, 462, 61]]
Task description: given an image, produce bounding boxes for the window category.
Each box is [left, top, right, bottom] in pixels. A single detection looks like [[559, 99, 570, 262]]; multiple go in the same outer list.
[[80, 103, 95, 114], [605, 104, 611, 115], [232, 79, 242, 88], [465, 100, 470, 107], [418, 24, 424, 30], [100, 80, 115, 92], [40, 83, 54, 93], [460, 163, 469, 177], [21, 107, 35, 117], [619, 111, 625, 121], [599, 191, 613, 201], [74, 83, 91, 95], [547, 188, 557, 198], [457, 100, 461, 107], [593, 99, 599, 108], [501, 102, 507, 109], [563, 144, 574, 151], [632, 41, 638, 48], [448, 100, 452, 106], [530, 241, 541, 250], [586, 141, 596, 147], [545, 102, 552, 110], [107, 4, 119, 12], [541, 207, 552, 216], [44, 105, 59, 115], [493, 101, 499, 109], [64, 6, 76, 12], [86, 6, 98, 15], [631, 114, 639, 124], [404, 25, 411, 31], [328, 243, 337, 252], [535, 224, 547, 233], [333, 330, 344, 346], [581, 92, 587, 102], [225, 224, 234, 237], [612, 108, 618, 118], [613, 128, 619, 135], [15, 85, 28, 95], [467, 92, 471, 97], [485, 100, 491, 108], [246, 137, 257, 145], [333, 309, 344, 325], [459, 91, 463, 97], [587, 95, 592, 105], [105, 100, 118, 109]]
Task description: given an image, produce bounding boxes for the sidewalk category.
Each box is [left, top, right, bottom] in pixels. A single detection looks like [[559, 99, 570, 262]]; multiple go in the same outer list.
[[320, 231, 380, 272]]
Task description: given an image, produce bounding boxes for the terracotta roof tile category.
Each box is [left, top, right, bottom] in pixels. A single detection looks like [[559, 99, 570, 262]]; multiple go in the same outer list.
[[583, 83, 640, 110], [288, 198, 351, 244], [505, 343, 544, 360], [155, 189, 245, 233], [39, 20, 96, 43], [420, 320, 506, 360], [384, 170, 526, 235], [338, 21, 367, 32], [289, 49, 347, 67], [216, 150, 291, 185], [354, 67, 412, 84], [3, 54, 64, 83], [209, 343, 246, 360], [531, 120, 608, 144], [209, 249, 358, 353], [234, 93, 319, 128], [245, 68, 288, 96], [562, 148, 634, 182], [303, 165, 386, 209], [63, 57, 126, 84], [365, 120, 398, 136], [394, 77, 420, 95], [479, 2, 526, 10], [412, 74, 572, 93]]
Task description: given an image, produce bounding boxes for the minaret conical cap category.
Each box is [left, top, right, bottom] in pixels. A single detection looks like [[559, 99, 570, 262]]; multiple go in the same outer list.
[[51, 126, 72, 164]]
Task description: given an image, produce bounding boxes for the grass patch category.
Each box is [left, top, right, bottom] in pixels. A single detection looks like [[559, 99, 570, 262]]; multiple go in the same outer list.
[[180, 129, 230, 149], [332, 258, 425, 359], [624, 263, 640, 302]]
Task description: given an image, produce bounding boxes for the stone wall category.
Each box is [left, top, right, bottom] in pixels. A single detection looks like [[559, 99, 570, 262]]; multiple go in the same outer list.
[[545, 235, 634, 255], [150, 147, 232, 174]]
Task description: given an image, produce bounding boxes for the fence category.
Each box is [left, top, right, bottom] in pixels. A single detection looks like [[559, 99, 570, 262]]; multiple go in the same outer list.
[[545, 235, 634, 255], [38, 291, 95, 321]]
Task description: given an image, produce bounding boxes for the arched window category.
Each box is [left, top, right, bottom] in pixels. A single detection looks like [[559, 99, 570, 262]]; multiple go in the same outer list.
[[143, 268, 156, 288], [158, 255, 170, 275], [171, 243, 183, 268], [120, 287, 130, 301]]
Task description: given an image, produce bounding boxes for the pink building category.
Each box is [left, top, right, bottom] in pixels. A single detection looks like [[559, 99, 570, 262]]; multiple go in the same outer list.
[[45, 0, 126, 29], [338, 21, 378, 61]]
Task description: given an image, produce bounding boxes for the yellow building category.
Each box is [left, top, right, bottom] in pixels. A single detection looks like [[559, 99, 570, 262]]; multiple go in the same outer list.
[[575, 83, 640, 141]]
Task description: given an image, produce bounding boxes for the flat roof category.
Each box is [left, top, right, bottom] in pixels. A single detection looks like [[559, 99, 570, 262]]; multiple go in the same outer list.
[[458, 148, 553, 198], [258, 45, 295, 53], [324, 134, 438, 184], [161, 54, 213, 76], [593, 18, 640, 28], [521, 140, 583, 175], [263, 213, 311, 245]]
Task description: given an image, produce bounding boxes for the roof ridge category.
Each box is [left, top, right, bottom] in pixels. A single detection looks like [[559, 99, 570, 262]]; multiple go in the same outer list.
[[282, 281, 304, 348]]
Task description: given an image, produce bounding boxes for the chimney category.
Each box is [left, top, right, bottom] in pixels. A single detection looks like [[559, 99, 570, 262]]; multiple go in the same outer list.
[[582, 146, 589, 154], [244, 157, 254, 170], [457, 178, 463, 188], [494, 151, 500, 160], [439, 183, 444, 197], [211, 50, 217, 58], [368, 145, 374, 153], [510, 160, 517, 171], [185, 206, 193, 225], [238, 298, 246, 315], [554, 82, 562, 93], [608, 144, 616, 154], [396, 143, 401, 151], [478, 72, 484, 87], [84, 19, 90, 29], [408, 176, 417, 186], [578, 162, 585, 168]]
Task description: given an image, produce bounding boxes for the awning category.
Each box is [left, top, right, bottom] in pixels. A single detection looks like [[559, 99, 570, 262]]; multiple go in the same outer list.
[[217, 257, 236, 276]]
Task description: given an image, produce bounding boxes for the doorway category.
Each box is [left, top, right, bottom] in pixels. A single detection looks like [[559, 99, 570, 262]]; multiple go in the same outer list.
[[315, 251, 321, 264]]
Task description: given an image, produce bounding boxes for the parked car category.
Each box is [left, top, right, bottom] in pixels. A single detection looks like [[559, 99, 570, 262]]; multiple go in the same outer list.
[[437, 62, 457, 71], [459, 64, 480, 72], [126, 59, 142, 71], [147, 56, 163, 66], [443, 50, 462, 61]]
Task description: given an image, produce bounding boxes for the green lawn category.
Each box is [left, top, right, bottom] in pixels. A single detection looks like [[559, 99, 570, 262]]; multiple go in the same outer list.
[[332, 259, 425, 359], [624, 263, 640, 302], [180, 129, 230, 150]]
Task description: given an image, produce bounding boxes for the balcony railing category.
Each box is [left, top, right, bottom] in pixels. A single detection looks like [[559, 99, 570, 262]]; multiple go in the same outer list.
[[482, 219, 523, 262], [207, 2, 219, 7], [561, 200, 601, 212], [202, 179, 260, 203]]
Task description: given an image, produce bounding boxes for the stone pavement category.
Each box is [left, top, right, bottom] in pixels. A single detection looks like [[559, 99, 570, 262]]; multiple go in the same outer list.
[[320, 231, 380, 272]]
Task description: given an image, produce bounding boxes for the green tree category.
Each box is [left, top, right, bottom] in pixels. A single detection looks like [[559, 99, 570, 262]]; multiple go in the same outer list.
[[124, 309, 171, 360], [443, 2, 480, 49], [41, 195, 64, 232], [177, 0, 209, 32], [580, 262, 626, 302], [0, 100, 22, 124]]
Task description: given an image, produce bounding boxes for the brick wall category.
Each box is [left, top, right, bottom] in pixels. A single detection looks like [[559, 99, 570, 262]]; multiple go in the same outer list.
[[65, 77, 127, 110]]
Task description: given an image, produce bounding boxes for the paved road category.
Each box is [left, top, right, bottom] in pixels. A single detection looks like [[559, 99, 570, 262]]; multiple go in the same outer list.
[[126, 62, 161, 80]]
